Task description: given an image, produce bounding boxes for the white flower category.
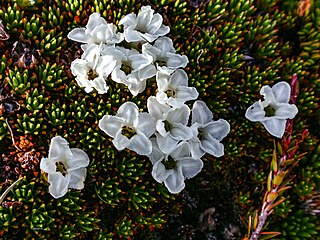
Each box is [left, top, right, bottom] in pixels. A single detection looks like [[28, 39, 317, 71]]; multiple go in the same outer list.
[[148, 139, 203, 194], [147, 96, 193, 154], [119, 5, 170, 43], [156, 69, 199, 108], [70, 44, 117, 94], [245, 81, 298, 138], [104, 46, 156, 95], [40, 136, 90, 199], [189, 101, 230, 158], [143, 37, 189, 72], [98, 102, 155, 155], [67, 12, 123, 45]]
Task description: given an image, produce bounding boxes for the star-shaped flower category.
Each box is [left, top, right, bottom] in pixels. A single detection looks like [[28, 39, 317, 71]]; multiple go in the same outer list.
[[40, 136, 90, 199], [189, 100, 230, 158], [143, 37, 189, 73], [245, 81, 298, 138], [70, 44, 117, 94], [147, 96, 193, 154], [156, 69, 199, 108], [99, 102, 156, 155], [148, 139, 203, 194], [119, 5, 170, 43]]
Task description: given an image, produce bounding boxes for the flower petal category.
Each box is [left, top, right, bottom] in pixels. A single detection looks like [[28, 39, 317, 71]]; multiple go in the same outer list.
[[123, 28, 144, 42], [260, 85, 276, 107], [170, 123, 193, 141], [119, 13, 137, 28], [129, 52, 153, 70], [166, 105, 190, 125], [68, 168, 87, 189], [86, 12, 107, 33], [48, 172, 69, 199], [156, 71, 169, 91], [146, 13, 163, 33], [169, 69, 188, 88], [67, 28, 90, 43], [192, 100, 213, 125], [148, 138, 165, 164], [275, 103, 298, 119], [261, 118, 286, 138], [137, 112, 156, 137], [138, 64, 156, 80], [48, 136, 72, 159], [40, 157, 59, 174], [175, 86, 199, 102], [136, 6, 153, 30], [170, 141, 191, 159], [245, 101, 266, 122], [112, 133, 130, 150], [153, 37, 175, 54], [189, 140, 205, 159], [203, 119, 230, 141], [128, 133, 153, 155], [99, 115, 124, 138], [67, 148, 90, 171], [152, 160, 174, 183], [91, 77, 109, 94], [166, 52, 189, 69], [156, 133, 178, 154], [96, 55, 117, 77], [177, 157, 203, 179], [272, 81, 291, 103], [164, 167, 185, 194], [154, 25, 170, 37], [147, 96, 171, 120], [117, 102, 139, 125], [200, 135, 225, 157]]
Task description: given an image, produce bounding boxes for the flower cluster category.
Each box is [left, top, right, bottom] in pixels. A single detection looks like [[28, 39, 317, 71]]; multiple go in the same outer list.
[[97, 6, 230, 194], [67, 6, 186, 96]]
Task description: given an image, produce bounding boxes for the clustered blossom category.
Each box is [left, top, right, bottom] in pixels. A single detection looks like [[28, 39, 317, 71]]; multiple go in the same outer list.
[[245, 82, 298, 138], [95, 6, 230, 194], [67, 6, 173, 96], [41, 6, 299, 199]]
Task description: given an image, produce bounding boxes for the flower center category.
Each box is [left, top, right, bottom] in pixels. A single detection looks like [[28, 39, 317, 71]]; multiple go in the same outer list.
[[121, 125, 136, 139], [264, 106, 276, 117], [121, 63, 132, 74], [165, 88, 176, 97], [163, 120, 172, 132], [87, 69, 98, 80], [55, 161, 67, 177], [197, 128, 204, 141], [163, 156, 176, 170], [155, 60, 167, 67]]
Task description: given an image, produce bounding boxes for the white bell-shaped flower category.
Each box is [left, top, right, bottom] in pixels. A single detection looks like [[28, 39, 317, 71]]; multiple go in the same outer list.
[[147, 96, 193, 154], [40, 136, 90, 199], [190, 100, 230, 158], [245, 82, 298, 138], [67, 12, 123, 45], [156, 69, 199, 108], [143, 37, 189, 73], [119, 5, 170, 43], [148, 139, 203, 194], [99, 102, 156, 155], [70, 44, 117, 94]]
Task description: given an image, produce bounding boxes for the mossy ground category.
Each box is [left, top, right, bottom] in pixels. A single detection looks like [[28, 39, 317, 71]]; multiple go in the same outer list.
[[0, 0, 319, 239]]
